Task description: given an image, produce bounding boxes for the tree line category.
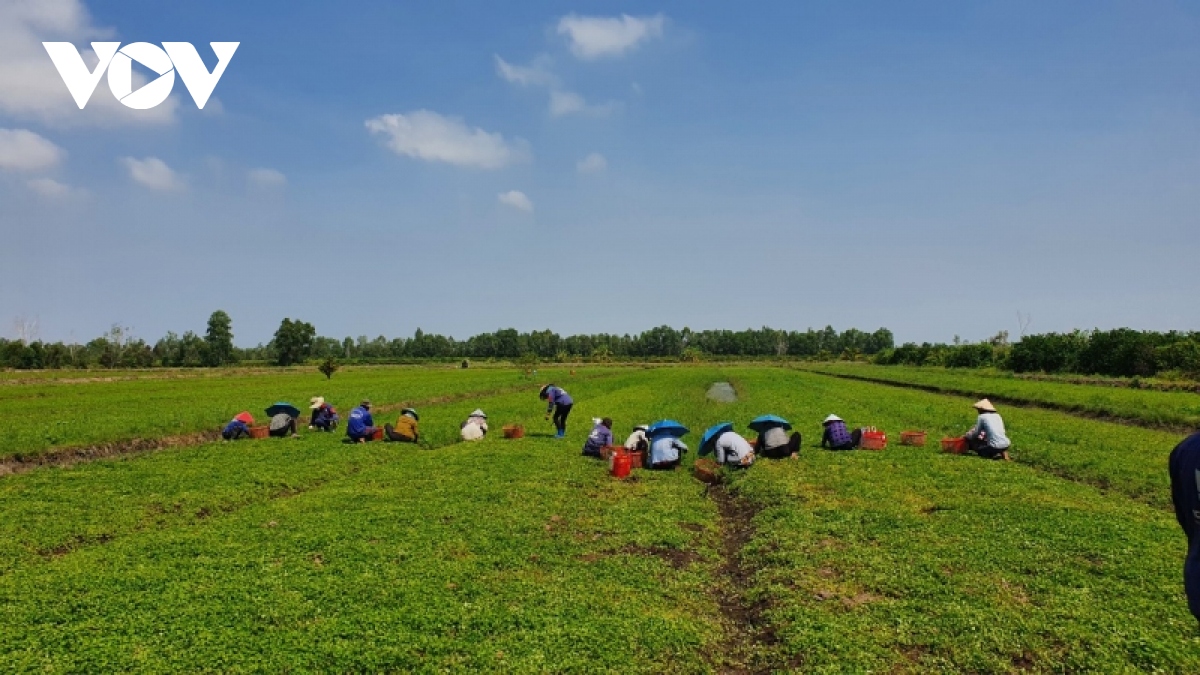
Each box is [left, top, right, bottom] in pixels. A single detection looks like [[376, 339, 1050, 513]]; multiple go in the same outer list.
[[0, 312, 895, 369], [874, 328, 1200, 379]]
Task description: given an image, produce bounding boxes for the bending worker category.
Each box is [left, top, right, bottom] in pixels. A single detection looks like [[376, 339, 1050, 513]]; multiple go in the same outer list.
[[714, 429, 755, 468], [540, 384, 574, 439]]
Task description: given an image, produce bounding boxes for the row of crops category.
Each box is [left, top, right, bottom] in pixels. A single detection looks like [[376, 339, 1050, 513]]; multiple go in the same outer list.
[[1, 366, 1197, 671]]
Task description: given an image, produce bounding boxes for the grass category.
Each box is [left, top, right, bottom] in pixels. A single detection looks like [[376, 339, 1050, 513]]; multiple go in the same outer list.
[[2, 365, 1198, 672], [800, 362, 1200, 430], [0, 365, 606, 460]]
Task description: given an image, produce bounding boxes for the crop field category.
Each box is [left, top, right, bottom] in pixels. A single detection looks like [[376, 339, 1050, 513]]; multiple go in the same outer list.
[[0, 365, 608, 461], [800, 362, 1200, 431], [2, 365, 1199, 672]]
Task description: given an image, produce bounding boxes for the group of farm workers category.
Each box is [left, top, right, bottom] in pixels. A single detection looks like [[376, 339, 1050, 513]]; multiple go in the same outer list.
[[580, 415, 805, 470], [577, 398, 1013, 468], [221, 384, 1012, 466], [219, 383, 579, 446]]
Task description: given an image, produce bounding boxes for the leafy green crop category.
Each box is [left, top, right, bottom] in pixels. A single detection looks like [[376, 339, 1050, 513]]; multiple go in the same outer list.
[[1, 365, 1198, 672], [802, 362, 1200, 430]]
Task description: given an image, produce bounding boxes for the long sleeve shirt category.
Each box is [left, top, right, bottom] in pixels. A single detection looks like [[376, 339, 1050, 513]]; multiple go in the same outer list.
[[965, 413, 1010, 450], [582, 424, 613, 457], [222, 419, 249, 438], [758, 426, 791, 451], [715, 431, 755, 466], [624, 429, 648, 450], [650, 436, 688, 465], [821, 421, 853, 448], [391, 415, 419, 440], [347, 406, 374, 437], [544, 386, 573, 413]]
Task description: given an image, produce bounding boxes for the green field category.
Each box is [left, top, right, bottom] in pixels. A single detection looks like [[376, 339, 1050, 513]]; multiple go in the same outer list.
[[2, 365, 1198, 672], [0, 365, 605, 460], [800, 362, 1200, 430]]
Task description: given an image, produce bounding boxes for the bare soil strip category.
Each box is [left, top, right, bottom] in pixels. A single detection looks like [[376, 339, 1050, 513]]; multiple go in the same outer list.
[[0, 431, 221, 477], [707, 482, 789, 674], [805, 369, 1195, 434]]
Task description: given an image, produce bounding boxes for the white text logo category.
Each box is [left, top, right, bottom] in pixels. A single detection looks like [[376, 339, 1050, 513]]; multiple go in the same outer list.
[[42, 42, 239, 110]]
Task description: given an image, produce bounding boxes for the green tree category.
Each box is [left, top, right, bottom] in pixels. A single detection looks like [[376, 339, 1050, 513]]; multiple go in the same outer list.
[[273, 318, 316, 366], [318, 355, 339, 380], [203, 310, 235, 366]]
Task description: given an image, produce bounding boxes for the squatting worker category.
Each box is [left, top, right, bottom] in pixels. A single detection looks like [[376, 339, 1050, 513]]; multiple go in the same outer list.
[[540, 384, 574, 439], [347, 400, 378, 443], [625, 424, 650, 453], [1170, 432, 1200, 627], [714, 430, 755, 468], [820, 414, 858, 451], [757, 424, 801, 460], [309, 397, 338, 432], [268, 411, 298, 438], [582, 417, 613, 458], [461, 409, 489, 441], [385, 408, 419, 443], [649, 434, 688, 470], [964, 398, 1011, 461]]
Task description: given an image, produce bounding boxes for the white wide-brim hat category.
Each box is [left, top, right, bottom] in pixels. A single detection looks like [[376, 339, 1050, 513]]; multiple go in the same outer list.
[[310, 396, 325, 409], [822, 414, 843, 424]]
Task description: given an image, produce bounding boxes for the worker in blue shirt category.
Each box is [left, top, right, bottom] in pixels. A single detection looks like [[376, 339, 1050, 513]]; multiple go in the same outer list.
[[539, 384, 574, 438], [222, 412, 254, 440], [347, 400, 377, 443], [1169, 432, 1200, 625]]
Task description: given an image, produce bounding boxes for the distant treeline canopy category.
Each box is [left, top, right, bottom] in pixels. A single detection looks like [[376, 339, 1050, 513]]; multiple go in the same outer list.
[[874, 328, 1200, 379], [0, 321, 894, 369]]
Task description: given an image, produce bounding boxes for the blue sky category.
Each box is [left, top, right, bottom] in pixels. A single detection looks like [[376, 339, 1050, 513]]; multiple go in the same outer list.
[[1, 0, 1197, 346]]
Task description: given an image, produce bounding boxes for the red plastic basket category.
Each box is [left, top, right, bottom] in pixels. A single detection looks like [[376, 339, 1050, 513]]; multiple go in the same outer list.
[[900, 431, 927, 447], [941, 437, 968, 454], [860, 428, 887, 451], [502, 425, 525, 439], [248, 426, 270, 440]]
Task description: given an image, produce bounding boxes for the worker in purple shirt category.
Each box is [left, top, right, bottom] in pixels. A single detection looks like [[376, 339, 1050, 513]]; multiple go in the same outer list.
[[539, 384, 574, 439], [582, 417, 613, 458]]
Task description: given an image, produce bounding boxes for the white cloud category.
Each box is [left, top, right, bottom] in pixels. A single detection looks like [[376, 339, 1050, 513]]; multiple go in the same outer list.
[[247, 167, 287, 188], [498, 190, 533, 213], [366, 110, 529, 170], [120, 156, 183, 191], [0, 129, 65, 171], [494, 55, 557, 87], [549, 91, 618, 118], [26, 177, 82, 198], [556, 14, 666, 60], [577, 153, 607, 174], [0, 0, 177, 126]]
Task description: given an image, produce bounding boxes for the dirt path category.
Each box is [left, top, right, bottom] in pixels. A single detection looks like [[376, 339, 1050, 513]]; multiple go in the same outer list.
[[707, 482, 788, 674], [804, 369, 1195, 434]]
